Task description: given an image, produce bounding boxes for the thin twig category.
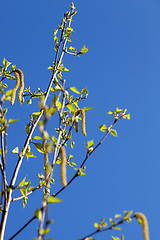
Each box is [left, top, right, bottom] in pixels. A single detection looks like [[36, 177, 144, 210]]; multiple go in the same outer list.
[[11, 185, 42, 202], [80, 215, 135, 240], [8, 216, 37, 240], [37, 11, 72, 239]]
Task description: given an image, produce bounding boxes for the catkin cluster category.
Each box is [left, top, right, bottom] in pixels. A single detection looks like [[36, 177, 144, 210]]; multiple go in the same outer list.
[[11, 69, 24, 105], [74, 109, 87, 137], [134, 212, 149, 240], [60, 146, 67, 187]]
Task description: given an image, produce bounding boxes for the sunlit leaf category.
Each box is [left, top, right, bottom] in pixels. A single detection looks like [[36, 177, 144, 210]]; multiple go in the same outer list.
[[35, 208, 42, 221], [33, 143, 44, 153], [83, 107, 92, 111], [50, 178, 55, 184], [33, 136, 42, 140], [5, 90, 13, 97], [67, 104, 75, 112], [18, 177, 26, 187], [12, 147, 19, 154], [116, 107, 122, 114], [25, 152, 37, 159], [94, 222, 99, 228], [126, 113, 130, 120], [3, 58, 11, 69], [8, 119, 19, 124], [41, 229, 50, 235], [27, 99, 32, 105], [20, 187, 27, 199], [48, 196, 62, 203], [110, 129, 118, 137], [25, 123, 31, 135], [23, 197, 27, 208], [32, 112, 41, 117], [71, 140, 75, 149], [87, 140, 94, 148], [70, 87, 80, 94], [28, 186, 34, 191], [81, 45, 88, 53], [99, 124, 107, 132]]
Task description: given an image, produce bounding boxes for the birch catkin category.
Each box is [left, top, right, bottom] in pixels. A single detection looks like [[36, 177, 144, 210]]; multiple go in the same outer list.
[[74, 121, 79, 132], [60, 146, 67, 187], [74, 109, 80, 133], [80, 109, 87, 137], [42, 139, 49, 171], [11, 70, 20, 105], [134, 212, 149, 240], [11, 69, 24, 105], [16, 69, 24, 102]]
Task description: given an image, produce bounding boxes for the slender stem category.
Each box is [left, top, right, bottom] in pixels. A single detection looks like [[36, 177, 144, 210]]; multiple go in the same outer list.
[[8, 216, 37, 240], [80, 215, 134, 240], [11, 185, 42, 202], [37, 11, 73, 239]]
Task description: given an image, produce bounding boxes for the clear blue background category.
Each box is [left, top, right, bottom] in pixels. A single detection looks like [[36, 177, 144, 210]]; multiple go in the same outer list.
[[1, 0, 160, 239]]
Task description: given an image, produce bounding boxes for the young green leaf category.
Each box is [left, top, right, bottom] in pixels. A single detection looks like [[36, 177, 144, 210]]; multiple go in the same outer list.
[[5, 90, 13, 97], [108, 111, 115, 115], [99, 124, 107, 132], [33, 143, 44, 153], [33, 136, 42, 140], [18, 177, 26, 187], [87, 140, 94, 148], [23, 197, 27, 208], [116, 107, 123, 114], [110, 129, 118, 137], [20, 187, 27, 199], [67, 104, 75, 112], [35, 208, 42, 221], [41, 229, 50, 235], [81, 45, 88, 54], [70, 87, 80, 94], [126, 113, 130, 120], [32, 112, 41, 117], [27, 99, 32, 105], [8, 119, 19, 124], [28, 186, 34, 191], [25, 152, 37, 159], [3, 58, 11, 69], [94, 223, 99, 228], [48, 196, 62, 203], [25, 123, 31, 135], [83, 107, 92, 111], [12, 147, 19, 154]]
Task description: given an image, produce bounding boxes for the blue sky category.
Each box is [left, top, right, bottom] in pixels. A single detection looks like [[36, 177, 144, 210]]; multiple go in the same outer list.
[[1, 0, 160, 239]]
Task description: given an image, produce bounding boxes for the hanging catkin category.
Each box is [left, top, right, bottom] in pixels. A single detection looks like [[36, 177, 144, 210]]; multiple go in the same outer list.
[[42, 139, 49, 173], [60, 146, 67, 187], [11, 69, 24, 105], [74, 120, 79, 132], [80, 109, 87, 137], [16, 69, 24, 102], [134, 212, 149, 240], [11, 70, 20, 105], [74, 109, 80, 133]]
